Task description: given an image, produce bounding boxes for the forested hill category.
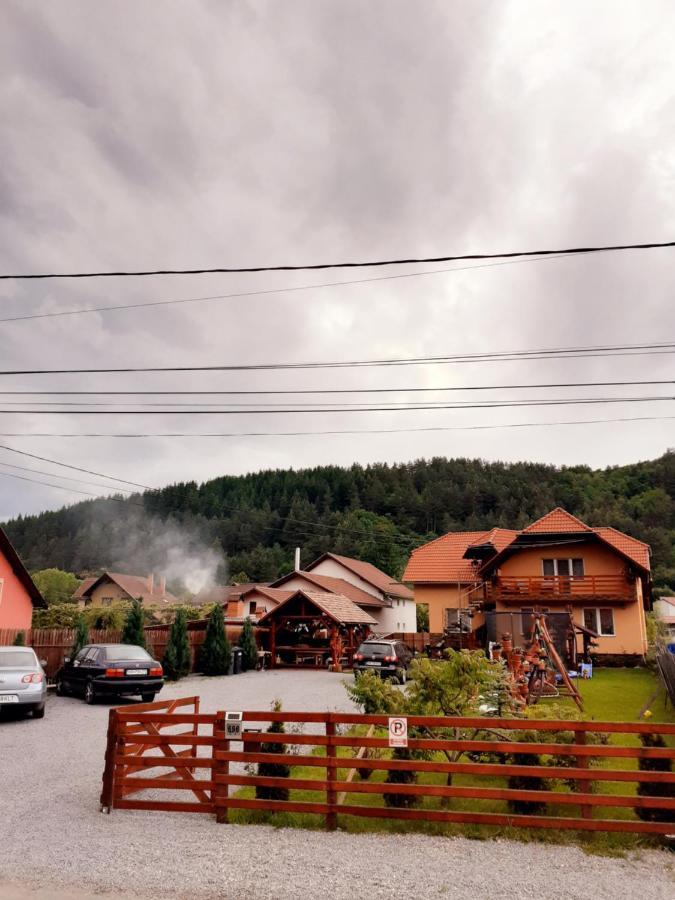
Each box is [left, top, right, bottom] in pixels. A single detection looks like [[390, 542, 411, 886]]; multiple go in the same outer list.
[[4, 452, 675, 593]]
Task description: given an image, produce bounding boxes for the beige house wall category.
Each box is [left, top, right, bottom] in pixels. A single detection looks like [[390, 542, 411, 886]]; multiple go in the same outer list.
[[79, 581, 131, 608]]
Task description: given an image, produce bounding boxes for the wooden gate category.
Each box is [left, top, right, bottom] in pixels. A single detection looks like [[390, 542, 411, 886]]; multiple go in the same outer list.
[[101, 703, 675, 835]]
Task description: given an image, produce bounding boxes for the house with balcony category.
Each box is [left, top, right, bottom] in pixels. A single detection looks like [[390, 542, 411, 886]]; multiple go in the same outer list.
[[403, 508, 651, 663]]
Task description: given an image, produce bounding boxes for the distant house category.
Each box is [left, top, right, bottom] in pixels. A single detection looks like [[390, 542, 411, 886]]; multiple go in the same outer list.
[[74, 572, 178, 608], [0, 526, 46, 629], [403, 508, 651, 662], [654, 596, 675, 640], [269, 552, 416, 633]]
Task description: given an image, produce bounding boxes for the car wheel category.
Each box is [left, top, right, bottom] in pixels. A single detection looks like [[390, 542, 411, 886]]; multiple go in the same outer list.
[[84, 680, 96, 705], [32, 704, 46, 719], [141, 692, 156, 703]]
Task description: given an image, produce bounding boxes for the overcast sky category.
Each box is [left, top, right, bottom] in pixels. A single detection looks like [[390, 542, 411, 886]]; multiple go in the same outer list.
[[0, 0, 674, 521]]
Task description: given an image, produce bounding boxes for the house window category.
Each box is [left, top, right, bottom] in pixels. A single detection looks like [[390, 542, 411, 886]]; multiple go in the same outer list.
[[583, 608, 615, 636], [248, 601, 257, 615], [543, 558, 584, 577], [101, 597, 113, 607]]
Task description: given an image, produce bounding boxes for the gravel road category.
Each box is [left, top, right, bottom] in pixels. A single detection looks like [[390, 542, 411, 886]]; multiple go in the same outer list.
[[1, 670, 673, 900]]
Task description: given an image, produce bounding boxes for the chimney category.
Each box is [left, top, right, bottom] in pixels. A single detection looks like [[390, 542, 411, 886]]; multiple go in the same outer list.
[[147, 573, 154, 594], [159, 575, 166, 597], [294, 547, 301, 571]]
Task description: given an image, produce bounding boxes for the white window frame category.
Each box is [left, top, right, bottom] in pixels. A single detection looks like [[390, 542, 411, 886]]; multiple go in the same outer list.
[[542, 558, 585, 577], [583, 607, 615, 637]]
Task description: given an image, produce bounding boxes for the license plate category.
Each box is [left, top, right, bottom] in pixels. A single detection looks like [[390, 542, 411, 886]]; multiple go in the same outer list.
[[0, 694, 19, 703], [365, 661, 381, 666], [126, 669, 148, 676]]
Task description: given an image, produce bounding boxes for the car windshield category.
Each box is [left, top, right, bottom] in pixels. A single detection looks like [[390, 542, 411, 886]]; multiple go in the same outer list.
[[0, 649, 38, 669], [102, 645, 152, 661], [358, 643, 394, 656]]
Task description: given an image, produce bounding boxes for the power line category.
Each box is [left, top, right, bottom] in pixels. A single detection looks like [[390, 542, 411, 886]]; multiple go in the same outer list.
[[0, 379, 670, 397], [0, 468, 137, 500], [2, 239, 673, 280], [0, 459, 134, 493], [0, 396, 672, 414], [0, 413, 671, 438], [0, 253, 583, 325], [0, 443, 149, 489], [0, 340, 674, 377]]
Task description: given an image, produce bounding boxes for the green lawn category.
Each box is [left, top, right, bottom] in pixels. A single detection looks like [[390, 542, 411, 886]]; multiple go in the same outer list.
[[229, 667, 675, 854]]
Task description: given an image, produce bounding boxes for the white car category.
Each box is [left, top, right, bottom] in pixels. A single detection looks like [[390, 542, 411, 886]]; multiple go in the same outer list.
[[0, 646, 47, 718]]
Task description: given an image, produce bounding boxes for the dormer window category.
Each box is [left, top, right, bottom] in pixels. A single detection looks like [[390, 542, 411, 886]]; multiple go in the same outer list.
[[542, 558, 584, 577]]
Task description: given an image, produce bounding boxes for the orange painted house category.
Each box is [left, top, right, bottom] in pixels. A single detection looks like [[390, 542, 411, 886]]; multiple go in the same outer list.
[[403, 509, 651, 662], [0, 527, 46, 629]]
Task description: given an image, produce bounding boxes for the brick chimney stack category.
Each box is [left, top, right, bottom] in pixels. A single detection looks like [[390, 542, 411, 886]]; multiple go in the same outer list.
[[159, 575, 166, 597], [147, 573, 155, 594]]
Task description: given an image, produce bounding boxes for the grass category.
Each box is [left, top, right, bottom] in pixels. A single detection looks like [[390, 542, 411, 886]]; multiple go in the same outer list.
[[228, 667, 675, 854]]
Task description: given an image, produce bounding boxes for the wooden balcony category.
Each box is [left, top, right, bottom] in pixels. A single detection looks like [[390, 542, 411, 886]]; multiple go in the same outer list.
[[485, 574, 636, 604]]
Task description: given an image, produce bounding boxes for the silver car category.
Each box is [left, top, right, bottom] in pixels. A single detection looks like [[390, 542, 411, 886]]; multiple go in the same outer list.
[[0, 646, 47, 718]]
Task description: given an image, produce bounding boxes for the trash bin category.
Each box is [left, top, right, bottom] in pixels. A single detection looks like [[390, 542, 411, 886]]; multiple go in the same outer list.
[[232, 646, 243, 674]]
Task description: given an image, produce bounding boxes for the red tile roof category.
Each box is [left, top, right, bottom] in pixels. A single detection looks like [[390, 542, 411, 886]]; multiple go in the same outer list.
[[404, 509, 651, 582], [78, 572, 179, 605], [403, 531, 489, 583], [72, 576, 97, 600], [522, 508, 592, 534], [270, 571, 388, 607], [258, 590, 377, 626], [305, 553, 413, 599]]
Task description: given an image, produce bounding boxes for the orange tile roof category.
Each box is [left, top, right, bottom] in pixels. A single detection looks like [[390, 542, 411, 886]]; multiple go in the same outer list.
[[403, 531, 489, 583], [404, 509, 651, 582], [522, 508, 592, 534], [594, 527, 650, 570]]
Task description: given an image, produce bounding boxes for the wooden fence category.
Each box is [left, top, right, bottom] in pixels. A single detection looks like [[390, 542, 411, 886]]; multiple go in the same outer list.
[[0, 625, 243, 678], [100, 702, 675, 835]]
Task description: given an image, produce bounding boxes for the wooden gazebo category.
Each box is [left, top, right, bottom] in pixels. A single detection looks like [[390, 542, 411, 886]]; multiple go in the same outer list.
[[257, 589, 376, 669]]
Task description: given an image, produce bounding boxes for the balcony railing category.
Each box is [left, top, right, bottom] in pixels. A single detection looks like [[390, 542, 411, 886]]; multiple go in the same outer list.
[[485, 574, 635, 603]]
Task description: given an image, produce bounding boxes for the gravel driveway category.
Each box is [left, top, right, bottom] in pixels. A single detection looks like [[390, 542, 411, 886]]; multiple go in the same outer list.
[[1, 670, 673, 900]]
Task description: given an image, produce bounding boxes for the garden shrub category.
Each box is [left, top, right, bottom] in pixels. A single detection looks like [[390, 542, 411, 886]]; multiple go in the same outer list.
[[256, 700, 291, 801], [199, 604, 231, 676], [636, 732, 675, 823], [162, 608, 191, 680]]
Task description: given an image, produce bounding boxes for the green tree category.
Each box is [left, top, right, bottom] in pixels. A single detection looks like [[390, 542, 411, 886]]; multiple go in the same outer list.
[[12, 631, 26, 646], [255, 699, 290, 801], [416, 603, 429, 632], [121, 599, 146, 648], [199, 604, 231, 675], [162, 608, 191, 681], [69, 616, 89, 660], [30, 568, 81, 605], [239, 617, 258, 671]]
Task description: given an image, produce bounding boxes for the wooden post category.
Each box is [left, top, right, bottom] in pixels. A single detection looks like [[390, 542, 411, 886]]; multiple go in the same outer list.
[[325, 714, 337, 831], [100, 708, 118, 812], [270, 619, 277, 669], [574, 729, 592, 819], [213, 712, 230, 823]]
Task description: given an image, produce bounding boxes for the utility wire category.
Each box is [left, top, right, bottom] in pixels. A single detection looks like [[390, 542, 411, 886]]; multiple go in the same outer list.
[[0, 253, 582, 324], [0, 379, 670, 397], [0, 413, 671, 438], [0, 443, 149, 489], [0, 460, 134, 493], [2, 239, 673, 280], [0, 468, 139, 501], [0, 394, 671, 410], [0, 341, 674, 376], [0, 396, 672, 414]]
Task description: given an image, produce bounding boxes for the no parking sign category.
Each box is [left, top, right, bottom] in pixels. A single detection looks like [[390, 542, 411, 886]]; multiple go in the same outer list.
[[388, 716, 408, 748]]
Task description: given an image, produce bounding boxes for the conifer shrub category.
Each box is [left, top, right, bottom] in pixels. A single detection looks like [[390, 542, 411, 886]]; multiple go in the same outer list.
[[255, 700, 291, 801], [636, 732, 675, 822], [12, 631, 26, 646], [199, 604, 231, 676], [162, 608, 191, 681], [239, 616, 258, 671], [69, 616, 89, 660], [121, 599, 146, 648]]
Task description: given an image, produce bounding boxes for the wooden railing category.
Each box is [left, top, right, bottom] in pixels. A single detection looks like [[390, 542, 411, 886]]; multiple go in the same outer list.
[[485, 575, 635, 603], [101, 702, 675, 835]]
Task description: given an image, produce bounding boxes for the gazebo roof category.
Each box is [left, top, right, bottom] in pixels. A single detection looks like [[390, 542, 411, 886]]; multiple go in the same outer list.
[[257, 589, 376, 626]]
